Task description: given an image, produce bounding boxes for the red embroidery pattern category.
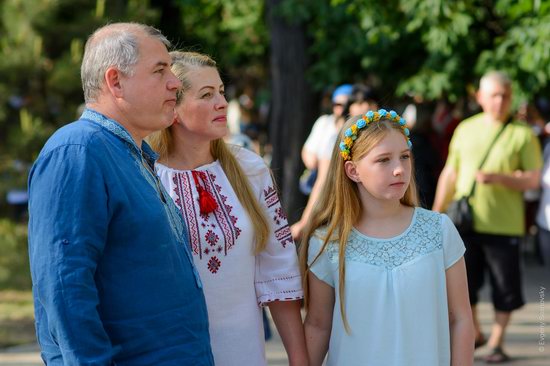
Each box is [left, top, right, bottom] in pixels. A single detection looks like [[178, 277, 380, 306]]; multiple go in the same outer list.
[[205, 230, 219, 246], [172, 170, 242, 274], [208, 172, 241, 252], [208, 256, 221, 273], [263, 186, 279, 208], [275, 225, 292, 248], [263, 185, 293, 248], [173, 173, 201, 257]]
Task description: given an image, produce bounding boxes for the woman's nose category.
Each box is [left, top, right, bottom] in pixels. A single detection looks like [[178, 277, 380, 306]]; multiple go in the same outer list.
[[216, 94, 228, 110]]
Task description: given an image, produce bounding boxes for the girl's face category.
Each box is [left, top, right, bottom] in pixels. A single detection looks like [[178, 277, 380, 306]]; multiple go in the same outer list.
[[345, 128, 411, 202], [173, 66, 228, 142]]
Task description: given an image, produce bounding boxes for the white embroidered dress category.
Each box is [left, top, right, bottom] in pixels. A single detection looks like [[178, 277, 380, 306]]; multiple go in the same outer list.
[[156, 146, 303, 366]]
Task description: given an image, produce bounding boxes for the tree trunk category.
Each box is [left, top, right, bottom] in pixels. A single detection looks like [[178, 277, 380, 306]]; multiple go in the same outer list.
[[151, 0, 182, 46], [267, 0, 318, 223]]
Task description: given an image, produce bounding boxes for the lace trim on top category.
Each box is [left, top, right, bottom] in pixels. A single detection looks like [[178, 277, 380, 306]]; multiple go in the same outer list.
[[323, 208, 442, 269]]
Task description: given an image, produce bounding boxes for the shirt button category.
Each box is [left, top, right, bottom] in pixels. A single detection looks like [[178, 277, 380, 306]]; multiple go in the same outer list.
[[62, 239, 69, 245]]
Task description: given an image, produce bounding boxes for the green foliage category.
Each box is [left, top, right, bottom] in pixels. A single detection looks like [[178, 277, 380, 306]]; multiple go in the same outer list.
[[0, 290, 35, 348], [1, 0, 549, 219], [0, 219, 30, 290], [0, 0, 160, 214], [174, 0, 268, 81], [276, 0, 550, 103]]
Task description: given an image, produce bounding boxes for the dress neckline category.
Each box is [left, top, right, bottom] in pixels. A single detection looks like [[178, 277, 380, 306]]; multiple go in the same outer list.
[[351, 207, 418, 242], [156, 160, 220, 173]]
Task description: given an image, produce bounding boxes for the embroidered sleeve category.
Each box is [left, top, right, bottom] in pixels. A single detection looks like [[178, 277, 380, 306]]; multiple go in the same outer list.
[[441, 214, 466, 269], [254, 165, 303, 306]]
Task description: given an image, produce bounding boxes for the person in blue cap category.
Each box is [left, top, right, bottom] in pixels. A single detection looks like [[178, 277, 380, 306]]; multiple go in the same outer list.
[[292, 84, 353, 239]]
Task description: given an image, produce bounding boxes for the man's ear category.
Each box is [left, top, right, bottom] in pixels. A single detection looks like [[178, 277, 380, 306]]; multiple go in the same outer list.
[[344, 160, 360, 182], [475, 89, 483, 106], [104, 67, 124, 98]]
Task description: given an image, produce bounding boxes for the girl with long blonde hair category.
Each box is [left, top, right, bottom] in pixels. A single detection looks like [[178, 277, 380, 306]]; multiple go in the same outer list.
[[149, 51, 307, 366], [300, 110, 474, 365]]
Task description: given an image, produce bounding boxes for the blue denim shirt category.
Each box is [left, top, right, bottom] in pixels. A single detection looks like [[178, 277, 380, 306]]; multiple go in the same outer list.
[[28, 109, 214, 366]]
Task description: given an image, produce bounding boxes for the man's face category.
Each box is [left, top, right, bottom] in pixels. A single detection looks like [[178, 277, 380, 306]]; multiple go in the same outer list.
[[476, 79, 512, 122], [118, 34, 181, 140]]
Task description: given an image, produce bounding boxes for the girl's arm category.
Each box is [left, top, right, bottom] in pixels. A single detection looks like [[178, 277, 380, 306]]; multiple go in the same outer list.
[[304, 272, 335, 366], [446, 257, 475, 366], [269, 300, 309, 366]]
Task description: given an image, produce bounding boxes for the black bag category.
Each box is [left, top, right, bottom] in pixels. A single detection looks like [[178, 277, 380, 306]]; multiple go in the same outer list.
[[446, 119, 510, 234], [447, 196, 473, 234]]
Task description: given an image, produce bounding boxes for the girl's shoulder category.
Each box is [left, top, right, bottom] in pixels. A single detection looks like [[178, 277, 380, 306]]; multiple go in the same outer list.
[[308, 227, 340, 254], [414, 207, 445, 227], [311, 226, 339, 243], [306, 226, 339, 264], [412, 207, 459, 245]]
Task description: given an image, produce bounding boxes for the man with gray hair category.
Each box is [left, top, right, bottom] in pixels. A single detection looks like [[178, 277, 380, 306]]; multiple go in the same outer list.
[[433, 71, 542, 362], [28, 23, 214, 365]]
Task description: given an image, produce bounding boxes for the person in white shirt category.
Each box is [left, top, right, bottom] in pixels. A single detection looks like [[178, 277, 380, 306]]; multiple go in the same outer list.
[[292, 84, 352, 238]]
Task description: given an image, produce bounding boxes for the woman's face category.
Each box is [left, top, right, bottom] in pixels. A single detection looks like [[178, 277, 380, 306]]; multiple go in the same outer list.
[[173, 66, 228, 142]]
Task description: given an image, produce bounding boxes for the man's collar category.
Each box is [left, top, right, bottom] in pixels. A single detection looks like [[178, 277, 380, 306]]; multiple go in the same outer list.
[[81, 108, 159, 163]]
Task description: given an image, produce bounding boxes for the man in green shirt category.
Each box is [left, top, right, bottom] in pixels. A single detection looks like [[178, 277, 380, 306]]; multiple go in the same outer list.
[[433, 71, 542, 363]]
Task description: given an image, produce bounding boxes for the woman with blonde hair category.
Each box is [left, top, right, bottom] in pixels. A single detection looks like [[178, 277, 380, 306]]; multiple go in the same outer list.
[[148, 51, 307, 366], [301, 110, 474, 365]]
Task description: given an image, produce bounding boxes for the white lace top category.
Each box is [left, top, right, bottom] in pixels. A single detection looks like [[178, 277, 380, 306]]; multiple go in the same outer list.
[[308, 208, 465, 366], [156, 146, 302, 366]]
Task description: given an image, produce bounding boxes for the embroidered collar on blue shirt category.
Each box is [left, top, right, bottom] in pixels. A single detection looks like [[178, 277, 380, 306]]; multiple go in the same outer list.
[[81, 109, 202, 287], [81, 108, 159, 166]]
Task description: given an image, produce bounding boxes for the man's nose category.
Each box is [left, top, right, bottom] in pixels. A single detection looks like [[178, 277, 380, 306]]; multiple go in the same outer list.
[[167, 72, 182, 90]]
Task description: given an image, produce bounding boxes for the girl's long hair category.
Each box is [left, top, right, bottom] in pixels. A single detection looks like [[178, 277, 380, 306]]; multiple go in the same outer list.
[[299, 115, 419, 332], [148, 51, 269, 253]]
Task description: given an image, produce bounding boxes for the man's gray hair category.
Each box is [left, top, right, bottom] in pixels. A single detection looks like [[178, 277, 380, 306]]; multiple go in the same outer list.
[[479, 70, 512, 91], [81, 23, 171, 103]]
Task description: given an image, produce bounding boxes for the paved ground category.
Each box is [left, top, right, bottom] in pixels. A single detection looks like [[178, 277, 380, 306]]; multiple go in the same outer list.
[[1, 262, 548, 365]]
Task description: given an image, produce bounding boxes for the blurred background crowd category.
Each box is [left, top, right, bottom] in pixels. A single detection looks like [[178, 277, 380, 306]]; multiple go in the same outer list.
[[1, 0, 550, 350]]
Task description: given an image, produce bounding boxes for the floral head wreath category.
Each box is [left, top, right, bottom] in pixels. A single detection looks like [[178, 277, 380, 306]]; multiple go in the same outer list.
[[339, 109, 412, 161]]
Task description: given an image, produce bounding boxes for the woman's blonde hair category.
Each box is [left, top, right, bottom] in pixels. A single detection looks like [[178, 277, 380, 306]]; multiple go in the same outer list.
[[299, 115, 419, 332], [148, 51, 269, 253]]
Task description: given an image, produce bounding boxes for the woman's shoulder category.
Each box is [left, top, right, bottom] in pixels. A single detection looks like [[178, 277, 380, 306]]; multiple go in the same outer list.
[[228, 144, 270, 176], [154, 161, 176, 177]]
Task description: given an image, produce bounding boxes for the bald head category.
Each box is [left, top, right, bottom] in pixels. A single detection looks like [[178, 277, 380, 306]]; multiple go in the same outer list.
[[81, 22, 170, 103]]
